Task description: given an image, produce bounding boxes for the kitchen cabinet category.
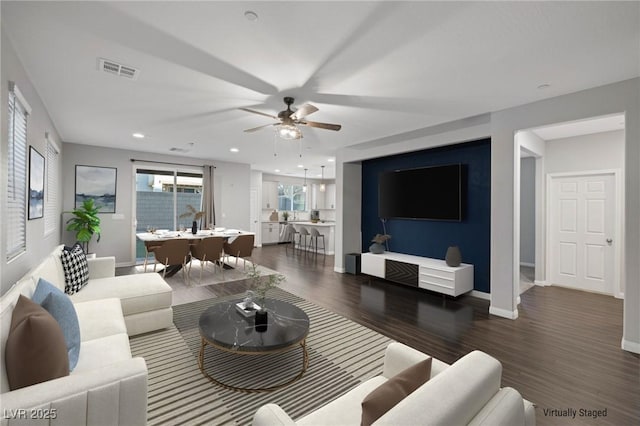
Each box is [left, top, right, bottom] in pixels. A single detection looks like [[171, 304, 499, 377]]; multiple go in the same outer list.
[[261, 222, 279, 245], [325, 183, 336, 209], [311, 183, 336, 209], [262, 181, 279, 209]]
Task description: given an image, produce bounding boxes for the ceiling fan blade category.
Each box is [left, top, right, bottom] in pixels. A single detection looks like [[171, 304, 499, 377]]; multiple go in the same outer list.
[[300, 120, 342, 131], [239, 107, 279, 120], [290, 103, 319, 120], [244, 123, 278, 133]]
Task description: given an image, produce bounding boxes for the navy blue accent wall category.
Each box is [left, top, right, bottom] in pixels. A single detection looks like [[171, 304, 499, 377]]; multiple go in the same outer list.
[[361, 139, 491, 292]]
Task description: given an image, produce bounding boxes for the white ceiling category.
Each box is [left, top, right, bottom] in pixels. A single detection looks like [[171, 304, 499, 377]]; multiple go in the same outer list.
[[2, 1, 639, 179]]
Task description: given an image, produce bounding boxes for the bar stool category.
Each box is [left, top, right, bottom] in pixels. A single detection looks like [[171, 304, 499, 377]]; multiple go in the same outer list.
[[285, 224, 299, 254], [308, 228, 326, 255], [297, 226, 310, 252]]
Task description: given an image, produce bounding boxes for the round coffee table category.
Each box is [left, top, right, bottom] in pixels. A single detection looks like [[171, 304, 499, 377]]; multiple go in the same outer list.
[[198, 298, 310, 393]]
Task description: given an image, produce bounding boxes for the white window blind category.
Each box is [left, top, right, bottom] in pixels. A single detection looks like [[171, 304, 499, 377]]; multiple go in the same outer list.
[[44, 135, 60, 236], [6, 83, 30, 260]]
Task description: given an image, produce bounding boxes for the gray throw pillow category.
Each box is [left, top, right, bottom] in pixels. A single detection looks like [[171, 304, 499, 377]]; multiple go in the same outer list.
[[32, 278, 81, 370]]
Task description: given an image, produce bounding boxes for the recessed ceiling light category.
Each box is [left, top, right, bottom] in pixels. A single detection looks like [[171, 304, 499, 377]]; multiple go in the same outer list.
[[537, 84, 550, 90], [244, 10, 258, 21], [132, 132, 145, 139], [230, 148, 239, 153], [274, 169, 280, 173], [297, 164, 304, 168], [327, 158, 335, 162]]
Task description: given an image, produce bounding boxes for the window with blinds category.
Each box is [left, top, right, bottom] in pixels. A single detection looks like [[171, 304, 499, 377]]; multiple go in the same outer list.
[[6, 83, 30, 260], [45, 137, 60, 236]]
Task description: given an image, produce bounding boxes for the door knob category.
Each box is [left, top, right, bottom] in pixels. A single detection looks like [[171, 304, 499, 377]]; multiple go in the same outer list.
[[606, 238, 613, 245]]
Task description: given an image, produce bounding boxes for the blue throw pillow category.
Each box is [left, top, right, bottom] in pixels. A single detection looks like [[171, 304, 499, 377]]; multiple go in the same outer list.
[[32, 278, 81, 370]]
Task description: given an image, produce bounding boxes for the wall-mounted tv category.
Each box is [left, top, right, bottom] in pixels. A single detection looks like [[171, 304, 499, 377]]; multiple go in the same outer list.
[[378, 164, 467, 221]]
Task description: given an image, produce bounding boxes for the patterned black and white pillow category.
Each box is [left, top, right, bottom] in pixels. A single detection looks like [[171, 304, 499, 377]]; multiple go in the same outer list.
[[60, 244, 89, 295]]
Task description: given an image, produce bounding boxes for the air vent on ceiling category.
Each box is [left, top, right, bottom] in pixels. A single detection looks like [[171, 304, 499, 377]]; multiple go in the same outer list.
[[97, 58, 140, 80]]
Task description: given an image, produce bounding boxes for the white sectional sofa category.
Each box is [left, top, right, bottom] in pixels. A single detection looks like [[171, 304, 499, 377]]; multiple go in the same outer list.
[[253, 342, 536, 426], [28, 245, 173, 336], [1, 245, 173, 426]]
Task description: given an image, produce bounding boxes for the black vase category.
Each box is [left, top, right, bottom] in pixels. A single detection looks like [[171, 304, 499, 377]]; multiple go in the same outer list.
[[255, 309, 268, 332], [192, 221, 198, 235]]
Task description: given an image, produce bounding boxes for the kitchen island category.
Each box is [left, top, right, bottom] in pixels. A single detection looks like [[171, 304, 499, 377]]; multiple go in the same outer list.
[[289, 221, 335, 254]]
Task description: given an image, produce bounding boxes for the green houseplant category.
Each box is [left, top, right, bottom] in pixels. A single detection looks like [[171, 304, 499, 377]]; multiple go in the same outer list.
[[246, 263, 286, 308], [66, 198, 101, 253]]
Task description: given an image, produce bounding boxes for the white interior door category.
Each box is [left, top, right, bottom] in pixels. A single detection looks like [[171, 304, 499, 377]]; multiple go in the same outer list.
[[550, 173, 615, 294]]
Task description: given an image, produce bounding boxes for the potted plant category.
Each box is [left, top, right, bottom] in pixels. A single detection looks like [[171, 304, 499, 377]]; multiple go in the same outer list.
[[179, 204, 205, 233], [282, 211, 289, 222], [246, 263, 286, 328], [66, 198, 101, 254], [369, 234, 391, 254]]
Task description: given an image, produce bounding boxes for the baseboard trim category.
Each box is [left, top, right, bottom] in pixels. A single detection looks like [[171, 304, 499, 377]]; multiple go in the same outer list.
[[334, 266, 346, 273], [520, 262, 535, 268], [469, 290, 490, 300], [534, 280, 549, 286], [621, 338, 640, 354], [489, 306, 519, 319]]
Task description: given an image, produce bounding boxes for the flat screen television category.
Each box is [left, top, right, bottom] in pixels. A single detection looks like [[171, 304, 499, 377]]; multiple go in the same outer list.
[[378, 164, 467, 221]]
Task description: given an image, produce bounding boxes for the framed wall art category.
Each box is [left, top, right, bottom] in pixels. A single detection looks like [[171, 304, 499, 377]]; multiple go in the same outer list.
[[75, 165, 117, 213], [28, 146, 45, 220]]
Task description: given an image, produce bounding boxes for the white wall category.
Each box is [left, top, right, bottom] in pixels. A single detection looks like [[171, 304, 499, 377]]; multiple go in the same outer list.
[[490, 78, 639, 352], [520, 157, 535, 265], [1, 29, 63, 294], [545, 130, 625, 173], [62, 143, 251, 265]]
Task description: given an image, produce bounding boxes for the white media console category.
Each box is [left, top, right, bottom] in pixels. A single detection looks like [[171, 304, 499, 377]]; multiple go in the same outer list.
[[361, 252, 474, 297]]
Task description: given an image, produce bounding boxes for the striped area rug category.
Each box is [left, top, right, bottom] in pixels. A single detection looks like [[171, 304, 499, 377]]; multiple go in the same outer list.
[[130, 288, 393, 425]]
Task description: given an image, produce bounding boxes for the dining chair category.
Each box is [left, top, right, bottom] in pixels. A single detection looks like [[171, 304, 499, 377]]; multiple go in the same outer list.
[[223, 234, 255, 270], [153, 238, 191, 285], [308, 228, 326, 255], [190, 236, 225, 283], [143, 240, 162, 272]]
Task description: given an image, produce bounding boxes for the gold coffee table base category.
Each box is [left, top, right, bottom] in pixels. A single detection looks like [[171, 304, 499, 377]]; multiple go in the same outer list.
[[198, 337, 309, 393]]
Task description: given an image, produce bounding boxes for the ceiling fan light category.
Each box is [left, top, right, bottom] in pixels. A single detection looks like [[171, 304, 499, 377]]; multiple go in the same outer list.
[[277, 124, 302, 140]]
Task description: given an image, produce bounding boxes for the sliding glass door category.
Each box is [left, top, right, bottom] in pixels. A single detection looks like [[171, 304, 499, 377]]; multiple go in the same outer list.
[[134, 167, 203, 264]]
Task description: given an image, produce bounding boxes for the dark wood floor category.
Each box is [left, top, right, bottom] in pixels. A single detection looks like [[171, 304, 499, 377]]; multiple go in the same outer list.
[[120, 245, 639, 425]]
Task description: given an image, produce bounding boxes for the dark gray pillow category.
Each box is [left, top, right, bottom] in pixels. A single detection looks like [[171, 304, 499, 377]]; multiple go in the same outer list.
[[361, 357, 432, 426], [5, 295, 70, 390]]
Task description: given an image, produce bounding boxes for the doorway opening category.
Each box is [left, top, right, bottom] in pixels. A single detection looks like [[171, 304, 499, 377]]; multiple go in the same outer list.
[[133, 166, 203, 265], [514, 113, 625, 301]]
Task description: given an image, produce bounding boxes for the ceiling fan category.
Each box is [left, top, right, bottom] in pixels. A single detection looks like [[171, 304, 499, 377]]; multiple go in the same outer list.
[[240, 97, 341, 140]]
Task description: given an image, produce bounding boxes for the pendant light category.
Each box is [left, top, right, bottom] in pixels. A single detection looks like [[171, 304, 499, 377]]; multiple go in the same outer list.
[[320, 165, 326, 192], [303, 168, 307, 192]]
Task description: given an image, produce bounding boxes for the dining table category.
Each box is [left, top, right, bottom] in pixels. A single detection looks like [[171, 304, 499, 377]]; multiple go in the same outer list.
[[136, 228, 254, 276]]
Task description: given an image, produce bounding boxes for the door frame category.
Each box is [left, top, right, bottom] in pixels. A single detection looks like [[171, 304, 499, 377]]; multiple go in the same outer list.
[[546, 169, 624, 298], [130, 162, 204, 265]]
